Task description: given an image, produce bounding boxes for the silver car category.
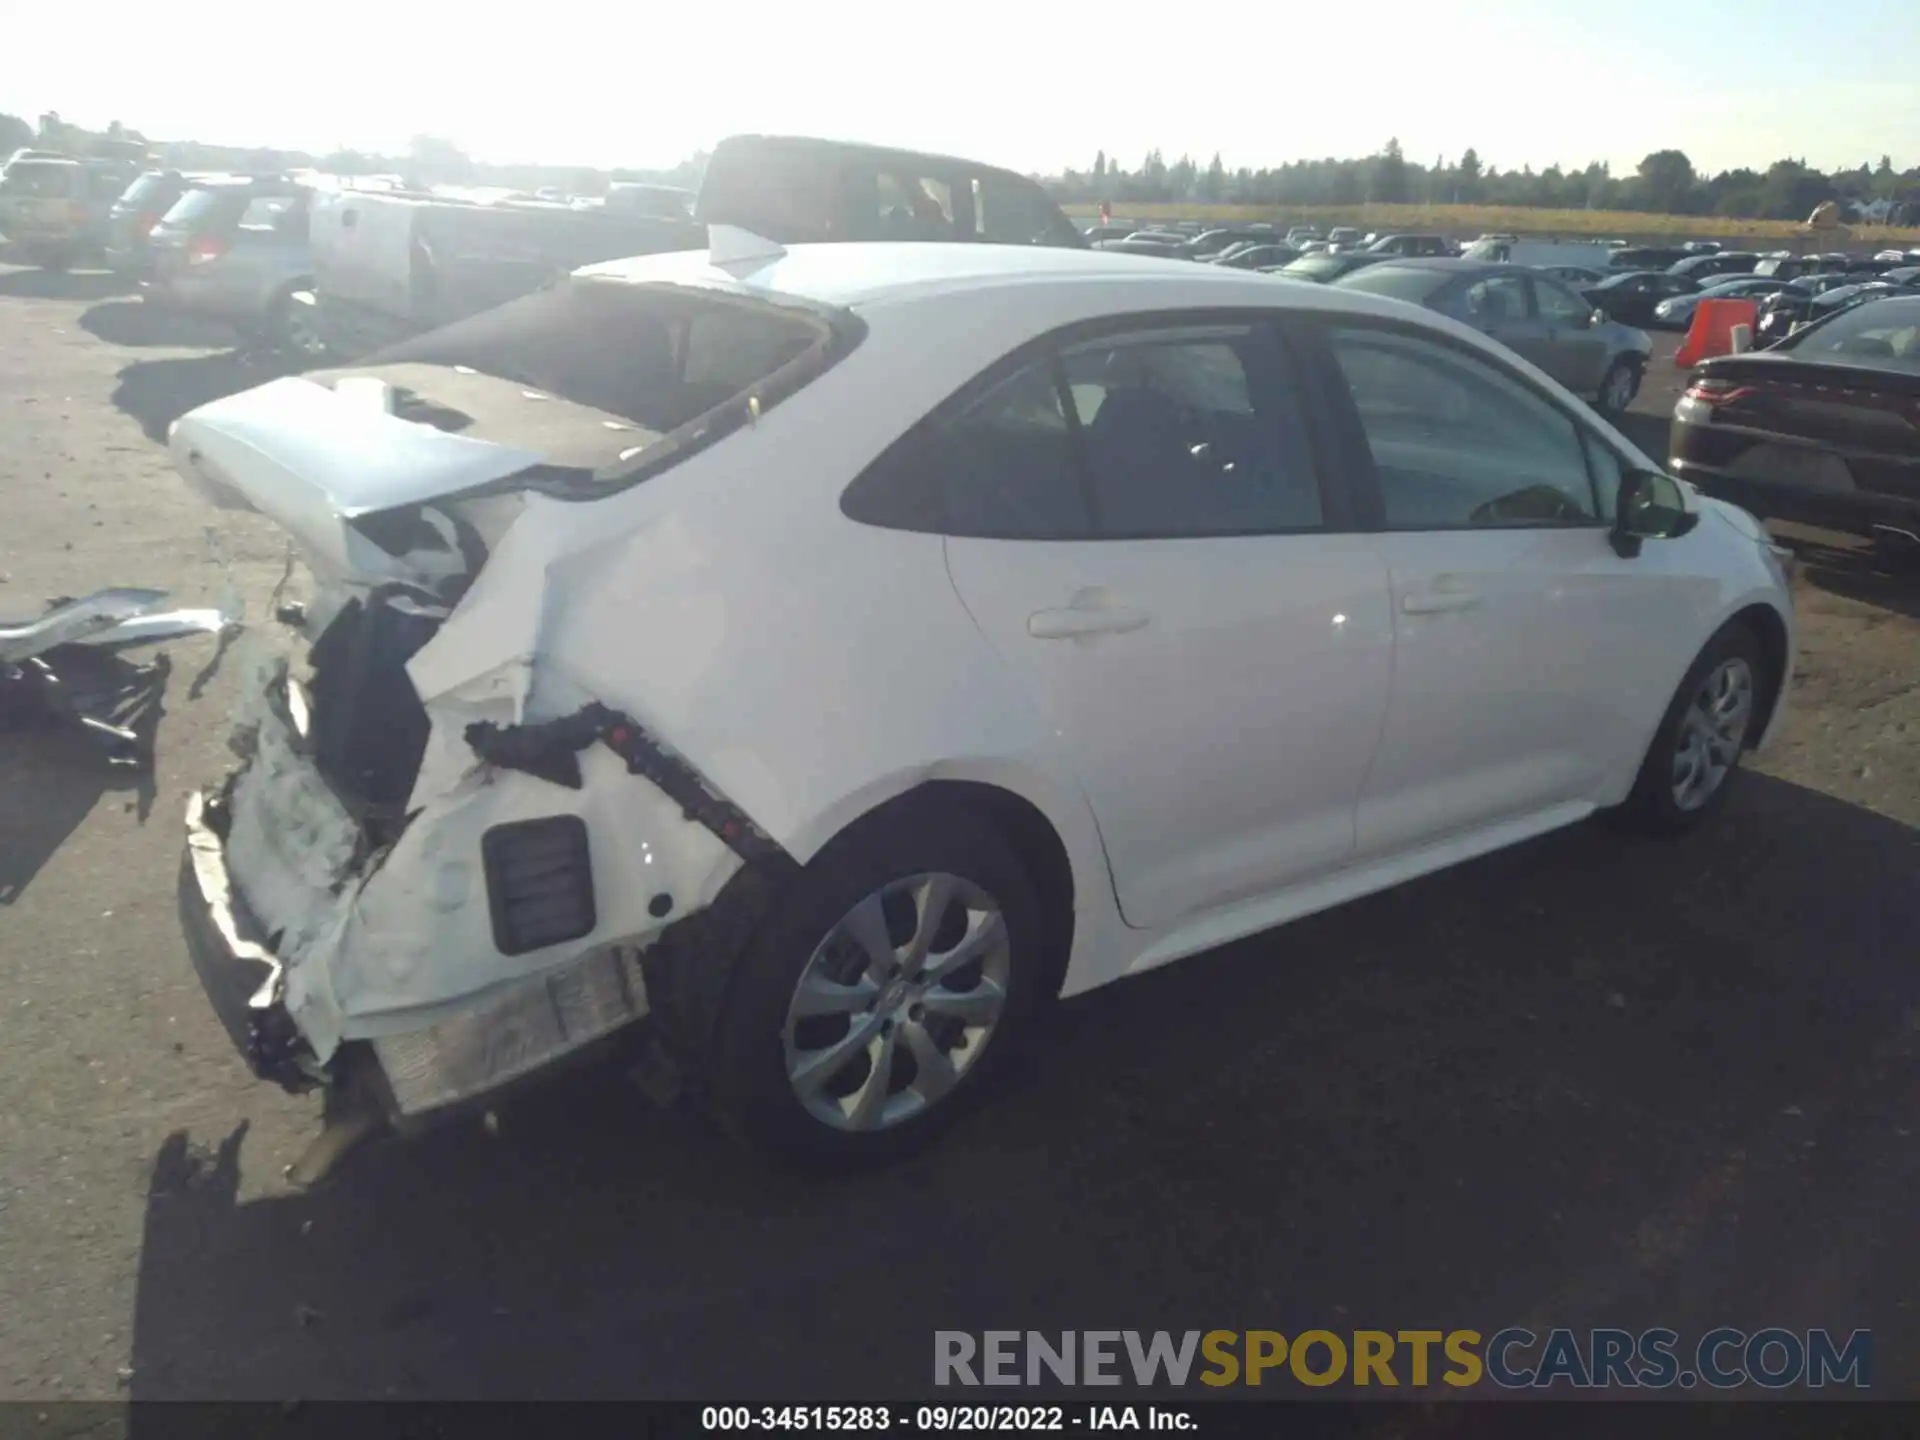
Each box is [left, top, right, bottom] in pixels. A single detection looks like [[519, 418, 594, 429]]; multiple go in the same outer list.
[[1332, 258, 1653, 414], [143, 179, 320, 355]]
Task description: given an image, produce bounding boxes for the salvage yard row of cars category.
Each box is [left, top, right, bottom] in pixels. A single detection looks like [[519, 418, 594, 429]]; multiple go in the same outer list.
[[3, 133, 1913, 1175]]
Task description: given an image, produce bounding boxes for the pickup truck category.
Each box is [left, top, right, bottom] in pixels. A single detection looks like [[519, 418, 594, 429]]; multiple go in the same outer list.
[[311, 135, 1085, 358]]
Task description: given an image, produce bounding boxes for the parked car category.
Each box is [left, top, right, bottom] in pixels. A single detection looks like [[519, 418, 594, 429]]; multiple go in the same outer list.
[[1651, 276, 1803, 330], [1752, 279, 1916, 345], [1582, 270, 1700, 326], [1326, 226, 1364, 248], [1095, 237, 1191, 259], [1366, 233, 1451, 257], [315, 134, 1085, 358], [1671, 293, 1920, 554], [1462, 238, 1616, 273], [1669, 251, 1759, 283], [1295, 240, 1329, 255], [1212, 243, 1298, 270], [1680, 241, 1723, 255], [1541, 264, 1607, 285], [1285, 225, 1322, 245], [603, 183, 693, 219], [104, 168, 220, 276], [1610, 246, 1694, 271], [0, 155, 132, 267], [171, 240, 1793, 1164], [1334, 259, 1652, 413], [144, 178, 321, 355], [1186, 227, 1270, 257], [1080, 223, 1134, 244], [1274, 251, 1395, 283]]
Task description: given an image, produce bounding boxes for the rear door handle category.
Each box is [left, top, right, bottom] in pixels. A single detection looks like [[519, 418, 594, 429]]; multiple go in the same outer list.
[[1028, 605, 1150, 639], [1401, 590, 1483, 615]]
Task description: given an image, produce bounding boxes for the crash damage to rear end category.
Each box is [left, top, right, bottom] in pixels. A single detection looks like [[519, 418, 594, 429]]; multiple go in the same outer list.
[[169, 273, 848, 1146]]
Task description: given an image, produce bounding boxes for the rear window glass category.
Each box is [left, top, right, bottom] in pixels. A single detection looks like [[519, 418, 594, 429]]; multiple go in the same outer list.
[[1327, 264, 1445, 301], [0, 162, 78, 197], [160, 188, 250, 232], [357, 277, 844, 481]]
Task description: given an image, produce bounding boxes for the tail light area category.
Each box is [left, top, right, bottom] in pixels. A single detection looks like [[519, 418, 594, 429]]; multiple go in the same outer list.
[[1683, 378, 1759, 407], [186, 233, 232, 266]]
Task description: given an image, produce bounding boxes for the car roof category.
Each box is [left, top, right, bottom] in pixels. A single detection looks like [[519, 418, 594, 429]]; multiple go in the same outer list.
[[580, 241, 1443, 316]]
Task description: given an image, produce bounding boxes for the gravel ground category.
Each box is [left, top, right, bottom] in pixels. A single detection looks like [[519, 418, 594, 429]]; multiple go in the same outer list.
[[1, 268, 1917, 1404]]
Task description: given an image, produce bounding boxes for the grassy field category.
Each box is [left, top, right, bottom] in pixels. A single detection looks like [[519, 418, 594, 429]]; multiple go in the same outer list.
[[1063, 201, 1920, 248]]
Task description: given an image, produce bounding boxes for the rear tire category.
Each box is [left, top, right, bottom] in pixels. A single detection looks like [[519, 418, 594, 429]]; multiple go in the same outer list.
[[1612, 622, 1768, 835], [708, 800, 1049, 1166]]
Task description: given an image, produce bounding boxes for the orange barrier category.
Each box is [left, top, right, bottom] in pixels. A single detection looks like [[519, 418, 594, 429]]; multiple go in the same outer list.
[[1675, 298, 1760, 369]]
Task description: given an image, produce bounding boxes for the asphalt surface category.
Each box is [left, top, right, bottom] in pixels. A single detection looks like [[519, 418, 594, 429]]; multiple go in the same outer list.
[[2, 268, 1919, 1405]]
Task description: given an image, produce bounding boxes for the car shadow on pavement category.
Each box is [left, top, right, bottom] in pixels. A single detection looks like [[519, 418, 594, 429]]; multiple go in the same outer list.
[[112, 352, 302, 443], [81, 300, 240, 349], [123, 772, 1920, 1401], [1788, 533, 1920, 622], [0, 711, 162, 904], [0, 268, 132, 302]]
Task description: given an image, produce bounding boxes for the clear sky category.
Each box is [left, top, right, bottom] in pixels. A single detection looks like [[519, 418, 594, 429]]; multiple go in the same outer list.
[[6, 0, 1917, 177]]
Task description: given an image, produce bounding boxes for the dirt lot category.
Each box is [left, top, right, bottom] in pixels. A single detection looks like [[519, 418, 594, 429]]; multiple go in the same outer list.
[[1, 266, 1918, 1404]]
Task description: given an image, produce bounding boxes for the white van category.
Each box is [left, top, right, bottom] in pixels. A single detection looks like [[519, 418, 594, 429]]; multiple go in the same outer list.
[[1460, 237, 1616, 271]]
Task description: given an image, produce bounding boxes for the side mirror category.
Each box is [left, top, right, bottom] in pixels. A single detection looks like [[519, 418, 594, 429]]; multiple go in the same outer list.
[[1611, 468, 1698, 557]]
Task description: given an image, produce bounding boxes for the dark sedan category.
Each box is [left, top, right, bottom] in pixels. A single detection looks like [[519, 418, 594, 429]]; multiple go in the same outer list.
[[1670, 294, 1920, 554], [1754, 280, 1920, 345], [1331, 257, 1652, 413], [1212, 242, 1298, 270], [1272, 250, 1396, 284], [1669, 250, 1759, 283], [1584, 269, 1700, 326]]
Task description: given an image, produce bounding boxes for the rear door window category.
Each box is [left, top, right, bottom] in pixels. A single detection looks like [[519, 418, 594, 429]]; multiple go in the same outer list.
[[871, 171, 959, 240]]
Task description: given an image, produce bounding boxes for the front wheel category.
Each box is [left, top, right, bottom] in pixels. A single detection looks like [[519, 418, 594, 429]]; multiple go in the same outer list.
[[707, 801, 1049, 1164], [1613, 623, 1767, 834], [1596, 357, 1641, 415], [266, 287, 327, 363]]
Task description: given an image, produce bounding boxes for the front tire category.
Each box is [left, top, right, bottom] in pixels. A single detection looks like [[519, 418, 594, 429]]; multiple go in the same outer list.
[[1596, 357, 1641, 415], [709, 800, 1048, 1164], [1614, 623, 1767, 834]]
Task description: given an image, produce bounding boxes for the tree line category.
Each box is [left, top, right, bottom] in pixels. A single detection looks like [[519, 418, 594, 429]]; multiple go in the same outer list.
[[1051, 141, 1920, 222], [10, 109, 1917, 225]]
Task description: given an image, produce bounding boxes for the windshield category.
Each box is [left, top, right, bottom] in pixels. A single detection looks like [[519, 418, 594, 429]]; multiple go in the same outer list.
[[0, 161, 77, 197], [1780, 296, 1920, 367], [1327, 264, 1447, 301]]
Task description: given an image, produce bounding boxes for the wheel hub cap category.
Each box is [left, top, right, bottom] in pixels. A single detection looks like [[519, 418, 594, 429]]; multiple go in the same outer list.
[[782, 871, 1012, 1133], [1671, 656, 1754, 811]]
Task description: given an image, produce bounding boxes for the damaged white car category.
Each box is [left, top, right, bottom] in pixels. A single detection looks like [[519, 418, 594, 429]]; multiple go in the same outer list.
[[176, 234, 1795, 1168]]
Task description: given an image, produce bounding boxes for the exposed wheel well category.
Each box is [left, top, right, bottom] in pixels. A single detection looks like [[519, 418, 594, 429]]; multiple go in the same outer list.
[[854, 780, 1077, 1000], [1727, 602, 1789, 738]]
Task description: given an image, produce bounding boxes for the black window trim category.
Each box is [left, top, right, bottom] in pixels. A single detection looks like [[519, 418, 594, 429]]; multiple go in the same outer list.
[[1286, 310, 1633, 535], [840, 307, 1360, 542]]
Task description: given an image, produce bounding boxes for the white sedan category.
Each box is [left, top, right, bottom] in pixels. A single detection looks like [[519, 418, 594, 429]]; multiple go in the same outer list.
[[172, 235, 1795, 1168]]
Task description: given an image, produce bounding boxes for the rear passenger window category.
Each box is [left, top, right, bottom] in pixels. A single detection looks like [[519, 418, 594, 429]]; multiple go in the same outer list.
[[842, 359, 1094, 538], [1060, 327, 1322, 536], [843, 322, 1326, 540]]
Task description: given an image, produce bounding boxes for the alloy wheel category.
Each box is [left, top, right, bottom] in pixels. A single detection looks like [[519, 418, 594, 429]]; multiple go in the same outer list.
[[782, 872, 1011, 1132], [1670, 656, 1754, 811]]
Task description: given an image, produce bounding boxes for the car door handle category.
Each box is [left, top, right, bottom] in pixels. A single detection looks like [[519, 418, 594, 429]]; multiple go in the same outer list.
[[1401, 590, 1483, 615], [1028, 605, 1150, 639]]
